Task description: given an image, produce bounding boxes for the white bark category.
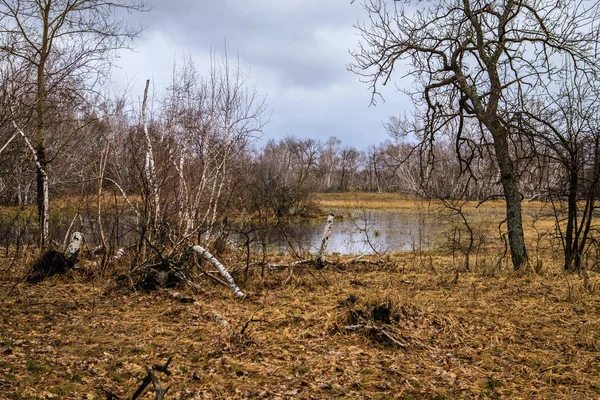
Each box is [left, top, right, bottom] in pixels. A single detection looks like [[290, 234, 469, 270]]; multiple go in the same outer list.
[[0, 132, 18, 155], [142, 79, 160, 230], [104, 177, 141, 220], [316, 214, 335, 266], [65, 232, 84, 261], [62, 212, 80, 251], [175, 152, 190, 236], [97, 138, 110, 250], [41, 175, 49, 247], [192, 245, 245, 298], [11, 117, 49, 247], [114, 247, 126, 260]]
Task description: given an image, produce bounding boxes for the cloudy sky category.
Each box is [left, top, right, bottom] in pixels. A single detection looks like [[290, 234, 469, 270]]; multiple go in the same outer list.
[[112, 0, 412, 149]]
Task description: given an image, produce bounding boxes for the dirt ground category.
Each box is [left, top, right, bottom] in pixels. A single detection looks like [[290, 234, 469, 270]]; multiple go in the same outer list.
[[1, 252, 600, 399]]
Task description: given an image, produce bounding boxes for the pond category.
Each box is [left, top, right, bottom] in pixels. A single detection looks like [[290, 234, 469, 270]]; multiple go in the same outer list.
[[238, 210, 443, 255]]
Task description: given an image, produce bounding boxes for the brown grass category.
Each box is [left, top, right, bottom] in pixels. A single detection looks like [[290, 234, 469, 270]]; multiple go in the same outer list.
[[1, 252, 600, 399], [316, 192, 547, 213]]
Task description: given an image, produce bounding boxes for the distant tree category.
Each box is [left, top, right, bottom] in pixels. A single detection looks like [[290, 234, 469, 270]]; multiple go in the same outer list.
[[248, 137, 318, 218], [0, 0, 148, 248], [317, 137, 341, 191], [338, 146, 361, 191], [351, 0, 600, 269]]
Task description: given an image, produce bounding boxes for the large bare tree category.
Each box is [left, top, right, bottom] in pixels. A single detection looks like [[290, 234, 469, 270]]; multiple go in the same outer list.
[[351, 0, 600, 269], [0, 0, 148, 248]]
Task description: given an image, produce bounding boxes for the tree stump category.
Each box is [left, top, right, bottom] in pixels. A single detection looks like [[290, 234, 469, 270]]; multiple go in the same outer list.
[[26, 232, 83, 283]]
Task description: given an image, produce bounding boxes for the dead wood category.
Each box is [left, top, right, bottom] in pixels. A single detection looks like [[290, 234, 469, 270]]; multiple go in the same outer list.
[[316, 213, 334, 269], [117, 248, 195, 292], [192, 245, 245, 298], [131, 357, 172, 400], [26, 232, 84, 283], [97, 386, 121, 399], [338, 294, 408, 349], [268, 214, 336, 272], [343, 324, 407, 348], [165, 290, 194, 303]]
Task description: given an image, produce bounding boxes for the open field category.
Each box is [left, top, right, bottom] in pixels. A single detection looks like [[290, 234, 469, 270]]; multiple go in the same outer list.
[[1, 252, 600, 399]]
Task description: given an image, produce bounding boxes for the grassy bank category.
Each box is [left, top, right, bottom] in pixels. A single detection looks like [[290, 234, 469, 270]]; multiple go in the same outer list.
[[1, 254, 599, 399]]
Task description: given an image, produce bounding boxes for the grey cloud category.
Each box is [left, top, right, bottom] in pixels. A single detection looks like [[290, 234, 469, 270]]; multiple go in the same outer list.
[[134, 1, 363, 87], [115, 0, 413, 148]]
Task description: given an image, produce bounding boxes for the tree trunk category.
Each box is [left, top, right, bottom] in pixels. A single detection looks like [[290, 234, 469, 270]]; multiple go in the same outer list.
[[316, 214, 335, 269], [65, 232, 84, 261], [142, 79, 160, 235], [10, 114, 49, 249], [38, 170, 49, 249], [564, 161, 578, 270], [36, 3, 50, 249], [36, 69, 49, 249], [192, 245, 245, 298], [489, 124, 528, 270]]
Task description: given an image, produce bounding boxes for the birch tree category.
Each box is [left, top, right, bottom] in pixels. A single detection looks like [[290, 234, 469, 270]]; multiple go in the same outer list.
[[0, 0, 148, 248], [162, 52, 266, 242]]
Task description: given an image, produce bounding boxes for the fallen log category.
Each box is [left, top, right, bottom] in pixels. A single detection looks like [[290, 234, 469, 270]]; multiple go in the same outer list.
[[192, 245, 245, 298]]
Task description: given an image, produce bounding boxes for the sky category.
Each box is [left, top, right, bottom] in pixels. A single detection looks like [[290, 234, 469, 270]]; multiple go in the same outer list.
[[110, 0, 413, 149]]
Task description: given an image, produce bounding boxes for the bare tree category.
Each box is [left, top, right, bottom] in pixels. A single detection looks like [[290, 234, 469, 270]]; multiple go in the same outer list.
[[350, 0, 600, 269], [0, 0, 148, 248], [519, 65, 600, 271]]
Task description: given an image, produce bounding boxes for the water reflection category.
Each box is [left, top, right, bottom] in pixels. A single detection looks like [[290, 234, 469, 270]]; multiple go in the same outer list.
[[237, 210, 438, 255]]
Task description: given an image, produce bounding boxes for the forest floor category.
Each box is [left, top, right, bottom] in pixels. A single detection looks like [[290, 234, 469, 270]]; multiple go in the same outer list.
[[1, 252, 600, 399]]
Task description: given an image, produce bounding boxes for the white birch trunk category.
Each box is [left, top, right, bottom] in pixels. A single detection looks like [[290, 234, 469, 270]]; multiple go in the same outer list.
[[62, 212, 79, 251], [65, 232, 84, 261], [104, 177, 141, 220], [41, 174, 49, 248], [142, 79, 160, 231], [175, 150, 192, 237], [11, 118, 49, 248], [114, 247, 126, 260], [97, 139, 110, 250], [0, 132, 18, 155], [316, 214, 335, 267], [192, 245, 245, 298]]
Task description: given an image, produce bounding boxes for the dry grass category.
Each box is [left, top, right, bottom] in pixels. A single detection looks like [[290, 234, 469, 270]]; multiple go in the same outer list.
[[316, 192, 547, 214], [316, 192, 423, 211], [1, 252, 600, 399]]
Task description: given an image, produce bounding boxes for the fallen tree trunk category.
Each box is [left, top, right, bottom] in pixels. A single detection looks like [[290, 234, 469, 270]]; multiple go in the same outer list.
[[192, 245, 245, 298]]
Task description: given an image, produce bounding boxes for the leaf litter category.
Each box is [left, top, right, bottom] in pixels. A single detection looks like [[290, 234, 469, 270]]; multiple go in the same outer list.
[[1, 254, 600, 399]]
